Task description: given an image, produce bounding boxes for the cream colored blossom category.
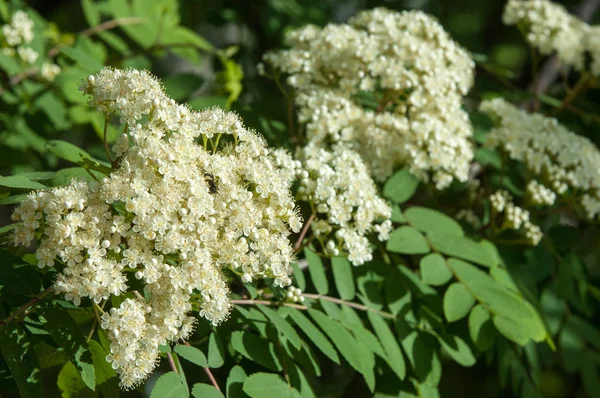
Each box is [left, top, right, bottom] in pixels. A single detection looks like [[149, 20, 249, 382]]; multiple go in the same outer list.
[[503, 0, 588, 70], [481, 98, 600, 220], [277, 143, 391, 265], [490, 190, 542, 245], [12, 67, 301, 388], [264, 8, 475, 188]]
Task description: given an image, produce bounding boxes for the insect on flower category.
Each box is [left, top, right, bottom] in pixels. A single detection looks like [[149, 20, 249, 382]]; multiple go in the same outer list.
[[203, 171, 218, 194]]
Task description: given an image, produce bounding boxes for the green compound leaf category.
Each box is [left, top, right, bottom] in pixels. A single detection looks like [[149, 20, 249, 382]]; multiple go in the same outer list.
[[191, 383, 225, 398], [405, 207, 464, 236], [150, 372, 189, 398], [420, 253, 453, 286], [428, 233, 497, 267], [230, 331, 282, 371], [446, 258, 547, 345], [468, 304, 496, 350], [443, 283, 476, 322], [367, 312, 406, 380], [243, 372, 299, 398], [0, 324, 43, 397], [89, 340, 118, 397], [38, 301, 95, 390], [308, 309, 374, 390], [383, 168, 420, 203], [57, 361, 94, 398], [331, 256, 356, 300], [291, 262, 306, 291], [304, 248, 328, 294], [174, 344, 208, 368], [208, 332, 225, 368], [226, 365, 248, 398], [0, 174, 47, 190], [45, 140, 94, 165], [258, 305, 302, 350], [387, 226, 430, 254], [435, 333, 476, 367], [287, 308, 339, 364]]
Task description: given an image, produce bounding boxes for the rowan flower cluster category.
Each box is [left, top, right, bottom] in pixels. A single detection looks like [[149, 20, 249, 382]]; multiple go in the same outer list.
[[490, 190, 543, 245], [481, 98, 600, 220], [263, 8, 475, 189], [12, 67, 301, 388], [503, 0, 600, 75], [1, 10, 61, 80], [275, 144, 392, 265]]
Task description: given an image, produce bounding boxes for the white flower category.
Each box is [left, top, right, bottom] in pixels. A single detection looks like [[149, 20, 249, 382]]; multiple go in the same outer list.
[[2, 11, 34, 46], [13, 67, 302, 388], [264, 8, 475, 187], [41, 63, 61, 81], [481, 98, 600, 220], [17, 47, 38, 64], [284, 143, 391, 265], [489, 190, 542, 245]]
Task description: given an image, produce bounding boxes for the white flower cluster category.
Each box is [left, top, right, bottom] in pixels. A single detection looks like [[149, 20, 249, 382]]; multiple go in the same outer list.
[[503, 0, 600, 75], [276, 144, 392, 265], [1, 10, 61, 80], [2, 10, 34, 46], [286, 286, 305, 303], [263, 8, 475, 189], [2, 10, 38, 64], [490, 190, 543, 245], [481, 98, 600, 220], [526, 180, 556, 206], [12, 67, 301, 388]]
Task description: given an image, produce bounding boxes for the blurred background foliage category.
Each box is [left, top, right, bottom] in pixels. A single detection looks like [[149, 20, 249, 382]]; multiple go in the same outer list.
[[2, 0, 600, 397]]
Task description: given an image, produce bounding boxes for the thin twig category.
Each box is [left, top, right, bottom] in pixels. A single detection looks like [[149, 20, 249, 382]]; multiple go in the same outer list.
[[231, 299, 307, 310], [301, 293, 396, 319], [549, 73, 592, 117], [0, 287, 54, 328], [166, 352, 178, 373], [294, 214, 315, 251], [103, 112, 114, 163], [183, 341, 221, 391]]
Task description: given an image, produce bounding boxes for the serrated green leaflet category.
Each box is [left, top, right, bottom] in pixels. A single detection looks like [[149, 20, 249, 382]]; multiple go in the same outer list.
[[420, 253, 453, 286], [304, 248, 328, 294], [38, 301, 95, 390], [0, 324, 43, 397], [367, 312, 406, 380], [383, 168, 419, 203], [226, 365, 247, 398], [150, 372, 189, 398], [258, 305, 302, 349], [428, 233, 496, 267], [331, 256, 356, 300], [243, 373, 299, 398], [387, 226, 430, 254], [191, 383, 225, 398], [287, 308, 339, 364], [443, 283, 475, 322], [405, 207, 464, 236], [174, 344, 208, 367], [230, 331, 282, 371], [468, 304, 496, 350]]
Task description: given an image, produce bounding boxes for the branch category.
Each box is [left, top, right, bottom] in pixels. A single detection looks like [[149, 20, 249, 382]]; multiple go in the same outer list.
[[231, 299, 307, 310], [301, 293, 396, 319], [294, 214, 314, 251], [184, 341, 221, 391], [0, 287, 54, 328]]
